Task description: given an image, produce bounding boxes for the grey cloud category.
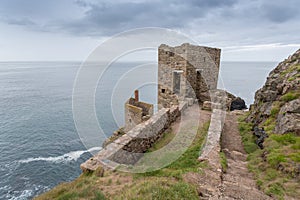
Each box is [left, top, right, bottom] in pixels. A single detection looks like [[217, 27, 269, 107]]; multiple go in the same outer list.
[[187, 0, 237, 8], [63, 0, 240, 36], [0, 0, 241, 36], [2, 17, 36, 26], [74, 0, 90, 8], [59, 0, 299, 37], [0, 0, 299, 46], [260, 0, 298, 23]]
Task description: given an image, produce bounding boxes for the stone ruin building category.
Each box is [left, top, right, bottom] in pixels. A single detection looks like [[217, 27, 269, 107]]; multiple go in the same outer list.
[[158, 43, 221, 109], [81, 43, 222, 171], [124, 43, 221, 132], [124, 90, 154, 132]]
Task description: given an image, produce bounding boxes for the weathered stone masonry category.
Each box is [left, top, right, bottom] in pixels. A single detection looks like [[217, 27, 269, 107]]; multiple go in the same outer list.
[[80, 101, 188, 171], [158, 43, 221, 109], [124, 90, 154, 132]]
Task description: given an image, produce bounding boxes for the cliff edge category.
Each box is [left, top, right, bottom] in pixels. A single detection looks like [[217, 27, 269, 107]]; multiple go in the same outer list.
[[247, 49, 300, 135], [240, 49, 300, 199]]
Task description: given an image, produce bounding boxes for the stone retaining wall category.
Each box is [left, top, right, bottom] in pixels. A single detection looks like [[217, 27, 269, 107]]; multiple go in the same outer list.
[[198, 108, 226, 160], [80, 101, 188, 172]]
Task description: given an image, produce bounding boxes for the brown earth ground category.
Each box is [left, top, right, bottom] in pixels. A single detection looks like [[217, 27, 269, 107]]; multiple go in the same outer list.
[[220, 112, 272, 199]]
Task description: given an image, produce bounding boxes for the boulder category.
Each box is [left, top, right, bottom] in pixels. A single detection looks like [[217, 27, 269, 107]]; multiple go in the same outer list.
[[275, 99, 300, 135], [253, 126, 268, 149], [261, 102, 273, 116], [280, 99, 300, 114], [275, 113, 300, 135], [230, 97, 247, 111], [256, 90, 278, 102]]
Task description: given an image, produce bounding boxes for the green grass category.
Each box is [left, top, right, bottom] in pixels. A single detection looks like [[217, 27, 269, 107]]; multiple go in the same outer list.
[[93, 191, 107, 200], [149, 130, 175, 151], [270, 133, 297, 145], [280, 64, 300, 77], [57, 192, 78, 200], [266, 150, 287, 168], [280, 91, 300, 102], [137, 121, 210, 179], [262, 101, 283, 134], [220, 151, 227, 173], [265, 182, 285, 199], [288, 73, 300, 82], [35, 173, 107, 200], [264, 168, 278, 181], [263, 117, 276, 134], [115, 179, 199, 200], [270, 104, 280, 118], [166, 121, 210, 171], [238, 112, 300, 199], [120, 120, 211, 199], [238, 118, 258, 154]]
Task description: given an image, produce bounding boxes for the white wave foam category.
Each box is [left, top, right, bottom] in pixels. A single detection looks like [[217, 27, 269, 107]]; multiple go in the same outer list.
[[4, 184, 49, 200], [19, 146, 102, 164], [9, 189, 33, 200]]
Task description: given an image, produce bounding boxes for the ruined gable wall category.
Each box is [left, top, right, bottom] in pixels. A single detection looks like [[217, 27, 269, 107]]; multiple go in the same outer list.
[[124, 97, 154, 132], [186, 45, 220, 102], [124, 102, 143, 132], [158, 44, 187, 108]]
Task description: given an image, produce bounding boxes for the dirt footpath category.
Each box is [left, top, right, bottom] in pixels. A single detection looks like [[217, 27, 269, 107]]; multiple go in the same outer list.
[[220, 112, 272, 200]]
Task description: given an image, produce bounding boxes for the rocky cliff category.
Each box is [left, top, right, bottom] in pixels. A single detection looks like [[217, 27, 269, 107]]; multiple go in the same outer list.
[[247, 49, 300, 135], [242, 50, 300, 199]]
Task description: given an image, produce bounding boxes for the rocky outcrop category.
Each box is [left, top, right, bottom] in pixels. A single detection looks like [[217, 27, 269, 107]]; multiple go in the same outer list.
[[207, 89, 247, 111], [275, 99, 300, 135], [230, 97, 247, 111], [247, 49, 300, 135]]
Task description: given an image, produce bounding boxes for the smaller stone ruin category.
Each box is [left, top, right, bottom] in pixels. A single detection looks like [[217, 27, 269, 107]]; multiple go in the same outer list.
[[124, 90, 154, 132]]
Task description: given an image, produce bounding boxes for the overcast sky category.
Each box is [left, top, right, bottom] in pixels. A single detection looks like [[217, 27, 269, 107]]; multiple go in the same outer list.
[[0, 0, 299, 61]]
